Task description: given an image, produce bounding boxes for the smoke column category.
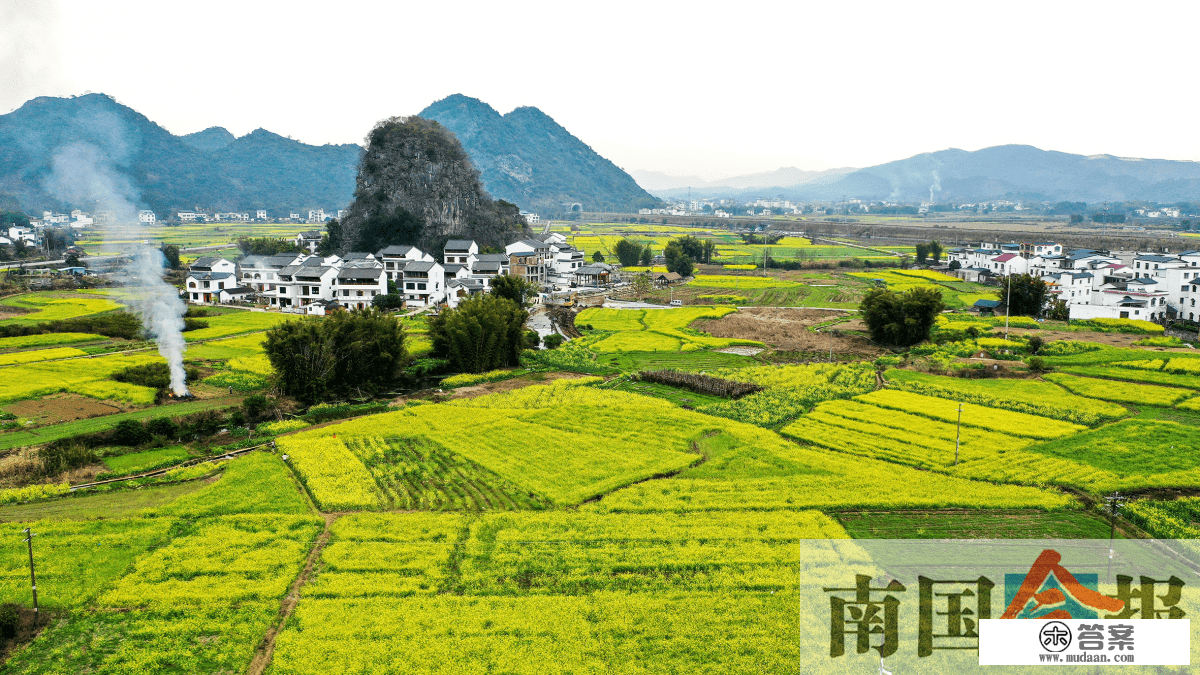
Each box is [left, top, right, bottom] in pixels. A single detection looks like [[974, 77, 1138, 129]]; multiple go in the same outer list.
[[125, 247, 190, 395], [44, 130, 190, 394]]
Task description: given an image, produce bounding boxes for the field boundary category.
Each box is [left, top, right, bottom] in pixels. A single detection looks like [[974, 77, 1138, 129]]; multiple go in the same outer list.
[[246, 513, 337, 675], [70, 443, 272, 490]]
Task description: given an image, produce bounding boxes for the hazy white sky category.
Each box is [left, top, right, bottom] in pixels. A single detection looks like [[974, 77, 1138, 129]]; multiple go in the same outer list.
[[3, 0, 1197, 181]]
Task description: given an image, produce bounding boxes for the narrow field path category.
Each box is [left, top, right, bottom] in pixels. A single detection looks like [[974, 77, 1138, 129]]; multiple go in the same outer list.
[[246, 513, 339, 675]]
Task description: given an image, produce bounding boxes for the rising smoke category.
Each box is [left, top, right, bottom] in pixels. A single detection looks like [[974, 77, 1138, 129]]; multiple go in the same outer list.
[[43, 134, 191, 395], [929, 169, 941, 203]]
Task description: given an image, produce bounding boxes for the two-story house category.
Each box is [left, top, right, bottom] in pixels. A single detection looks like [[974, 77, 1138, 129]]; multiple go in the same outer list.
[[443, 240, 478, 268]]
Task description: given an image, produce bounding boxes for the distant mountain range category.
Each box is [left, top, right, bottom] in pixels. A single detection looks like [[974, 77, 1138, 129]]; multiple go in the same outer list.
[[631, 167, 857, 199], [636, 146, 1200, 203], [0, 93, 360, 217], [419, 94, 662, 215]]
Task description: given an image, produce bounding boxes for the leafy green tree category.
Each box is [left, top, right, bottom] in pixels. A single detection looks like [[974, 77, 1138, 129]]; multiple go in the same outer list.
[[372, 292, 404, 310], [490, 274, 535, 309], [161, 244, 180, 270], [639, 247, 653, 266], [543, 333, 565, 349], [859, 286, 945, 346], [928, 240, 943, 262], [349, 207, 424, 255], [592, 250, 605, 263], [1047, 298, 1070, 321], [1002, 274, 1048, 317], [663, 240, 694, 277], [264, 308, 408, 403], [319, 219, 343, 255], [613, 238, 643, 267], [428, 295, 527, 373], [915, 243, 930, 264], [237, 237, 301, 256], [524, 330, 541, 349]]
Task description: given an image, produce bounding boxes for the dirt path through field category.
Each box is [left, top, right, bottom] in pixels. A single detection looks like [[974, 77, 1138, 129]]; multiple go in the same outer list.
[[246, 513, 338, 675]]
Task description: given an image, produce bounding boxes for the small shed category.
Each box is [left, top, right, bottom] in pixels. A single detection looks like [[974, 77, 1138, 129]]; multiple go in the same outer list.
[[972, 298, 1006, 315]]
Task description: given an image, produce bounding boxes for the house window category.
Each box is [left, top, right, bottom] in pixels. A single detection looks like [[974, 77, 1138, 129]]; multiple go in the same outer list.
[[191, 293, 198, 300], [189, 282, 196, 288], [406, 282, 415, 290], [418, 283, 427, 291], [356, 291, 363, 297], [342, 290, 349, 296]]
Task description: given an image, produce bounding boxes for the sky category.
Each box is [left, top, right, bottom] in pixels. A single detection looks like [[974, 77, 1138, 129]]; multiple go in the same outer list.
[[3, 0, 1198, 183]]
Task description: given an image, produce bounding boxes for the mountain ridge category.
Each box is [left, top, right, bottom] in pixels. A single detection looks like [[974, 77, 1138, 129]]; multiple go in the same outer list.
[[418, 94, 662, 215], [0, 93, 360, 216], [639, 145, 1200, 203]]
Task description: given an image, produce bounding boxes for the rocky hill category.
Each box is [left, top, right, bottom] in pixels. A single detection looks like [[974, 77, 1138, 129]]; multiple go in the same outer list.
[[419, 94, 662, 215], [0, 93, 360, 217]]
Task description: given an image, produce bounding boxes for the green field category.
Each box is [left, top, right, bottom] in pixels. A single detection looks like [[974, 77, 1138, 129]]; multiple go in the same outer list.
[[5, 220, 1200, 673]]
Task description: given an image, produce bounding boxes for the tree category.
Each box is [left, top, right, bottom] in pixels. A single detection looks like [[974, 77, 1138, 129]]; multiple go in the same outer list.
[[543, 333, 565, 349], [859, 286, 945, 347], [347, 206, 424, 255], [1003, 274, 1048, 316], [64, 251, 82, 268], [663, 241, 694, 277], [948, 260, 961, 270], [639, 247, 652, 266], [1047, 298, 1070, 321], [161, 245, 180, 270], [701, 240, 716, 264], [613, 238, 643, 267], [915, 243, 930, 264], [428, 295, 527, 373], [632, 272, 652, 299], [592, 251, 605, 263], [319, 219, 343, 255], [524, 330, 541, 349], [237, 237, 300, 256], [372, 292, 404, 310], [490, 274, 534, 309], [928, 240, 943, 262], [264, 308, 408, 403]]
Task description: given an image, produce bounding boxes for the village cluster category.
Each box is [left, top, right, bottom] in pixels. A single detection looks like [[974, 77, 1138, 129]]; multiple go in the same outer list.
[[185, 232, 616, 312], [947, 241, 1200, 322]]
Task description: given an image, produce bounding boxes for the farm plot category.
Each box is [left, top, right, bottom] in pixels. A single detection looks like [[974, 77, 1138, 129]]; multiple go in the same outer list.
[[885, 369, 1126, 425], [576, 307, 762, 353], [184, 310, 294, 340], [1060, 363, 1200, 390], [268, 510, 858, 674], [847, 270, 993, 309], [344, 436, 552, 511], [855, 390, 1086, 439], [0, 332, 107, 350], [0, 294, 122, 325], [698, 362, 876, 428], [0, 352, 162, 405], [0, 518, 173, 610], [1043, 372, 1194, 407], [6, 514, 323, 675], [588, 423, 1071, 512], [781, 400, 1035, 471], [284, 379, 702, 508], [0, 346, 87, 365]]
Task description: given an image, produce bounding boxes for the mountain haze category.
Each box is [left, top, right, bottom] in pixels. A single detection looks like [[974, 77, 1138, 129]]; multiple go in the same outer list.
[[660, 145, 1200, 203], [419, 94, 662, 215], [0, 94, 359, 216]]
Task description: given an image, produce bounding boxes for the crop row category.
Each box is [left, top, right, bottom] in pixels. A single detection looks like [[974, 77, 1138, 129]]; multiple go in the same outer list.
[[0, 351, 162, 405], [885, 369, 1125, 425], [1043, 372, 1194, 407], [699, 363, 876, 427], [855, 389, 1086, 439]]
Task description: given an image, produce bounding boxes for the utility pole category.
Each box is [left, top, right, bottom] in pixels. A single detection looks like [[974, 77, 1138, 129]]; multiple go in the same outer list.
[[1104, 491, 1126, 583], [954, 402, 964, 466], [22, 528, 37, 625], [1004, 276, 1013, 340]]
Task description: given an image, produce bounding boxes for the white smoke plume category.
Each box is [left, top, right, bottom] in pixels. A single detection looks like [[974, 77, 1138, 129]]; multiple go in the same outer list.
[[929, 169, 941, 203], [43, 138, 190, 395]]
